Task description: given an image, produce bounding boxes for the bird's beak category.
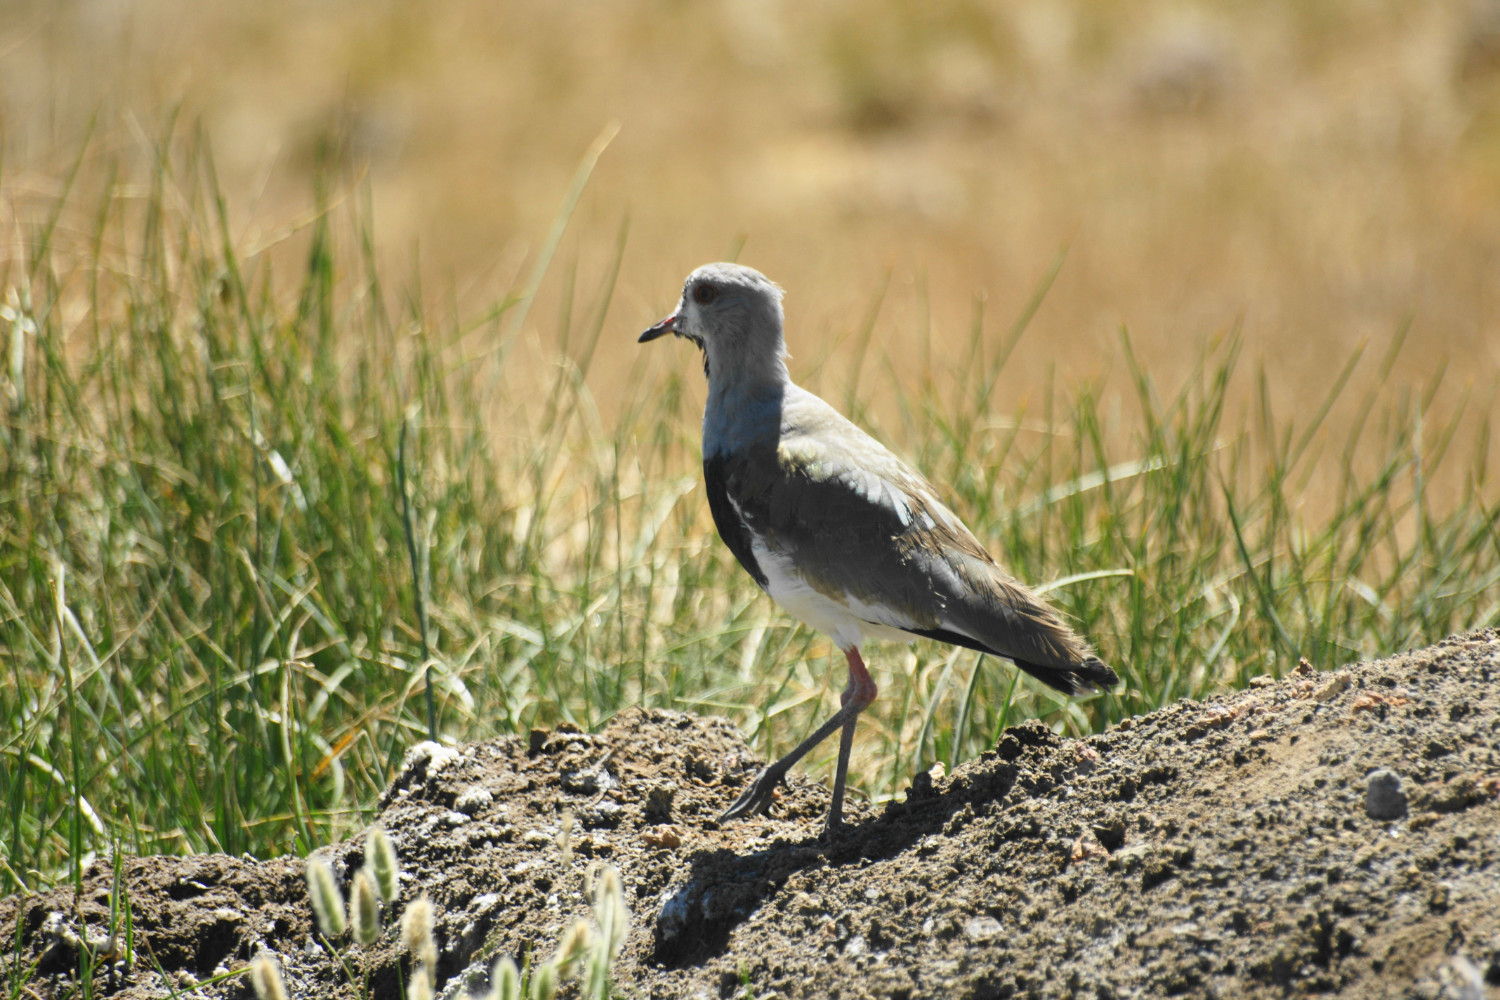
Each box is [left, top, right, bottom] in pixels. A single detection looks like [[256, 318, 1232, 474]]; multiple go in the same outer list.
[[638, 313, 677, 343]]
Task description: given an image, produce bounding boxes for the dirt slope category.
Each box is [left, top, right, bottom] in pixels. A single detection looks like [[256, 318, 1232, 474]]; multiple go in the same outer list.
[[5, 631, 1499, 999]]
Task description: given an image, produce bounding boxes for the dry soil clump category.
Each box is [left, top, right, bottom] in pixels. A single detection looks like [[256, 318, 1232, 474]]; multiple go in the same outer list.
[[5, 632, 1499, 999]]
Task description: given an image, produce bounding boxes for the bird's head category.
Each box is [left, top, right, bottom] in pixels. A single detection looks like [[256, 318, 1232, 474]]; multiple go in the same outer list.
[[639, 263, 788, 382]]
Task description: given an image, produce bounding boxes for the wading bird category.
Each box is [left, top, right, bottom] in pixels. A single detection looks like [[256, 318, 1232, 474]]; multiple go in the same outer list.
[[640, 263, 1117, 834]]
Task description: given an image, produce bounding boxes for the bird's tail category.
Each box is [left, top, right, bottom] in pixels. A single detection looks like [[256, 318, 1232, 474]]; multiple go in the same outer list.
[[937, 568, 1121, 696], [1009, 654, 1119, 696]]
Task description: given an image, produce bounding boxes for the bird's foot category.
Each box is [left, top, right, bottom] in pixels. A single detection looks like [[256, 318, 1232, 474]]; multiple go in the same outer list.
[[719, 763, 787, 823]]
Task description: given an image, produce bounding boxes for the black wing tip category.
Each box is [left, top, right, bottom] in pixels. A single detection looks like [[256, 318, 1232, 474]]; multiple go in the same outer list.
[[1012, 654, 1121, 696], [1081, 655, 1121, 690]]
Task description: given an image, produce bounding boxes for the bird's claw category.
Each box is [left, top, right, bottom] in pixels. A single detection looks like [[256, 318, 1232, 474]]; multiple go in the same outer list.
[[719, 764, 786, 822]]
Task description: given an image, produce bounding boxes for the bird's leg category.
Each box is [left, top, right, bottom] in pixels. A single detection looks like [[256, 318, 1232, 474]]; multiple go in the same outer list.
[[718, 703, 854, 824], [719, 646, 878, 832], [826, 646, 877, 835]]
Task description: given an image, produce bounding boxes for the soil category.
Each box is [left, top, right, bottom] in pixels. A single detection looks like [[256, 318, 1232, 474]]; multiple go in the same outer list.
[[5, 631, 1499, 1000]]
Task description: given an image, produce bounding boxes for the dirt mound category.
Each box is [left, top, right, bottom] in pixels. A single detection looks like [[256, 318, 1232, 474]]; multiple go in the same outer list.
[[6, 632, 1499, 999]]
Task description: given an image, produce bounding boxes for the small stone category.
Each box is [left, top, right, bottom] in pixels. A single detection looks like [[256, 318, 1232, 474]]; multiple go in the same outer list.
[[1365, 768, 1407, 820], [580, 800, 623, 828], [964, 915, 1002, 940], [1072, 745, 1102, 773], [791, 893, 823, 914], [1070, 830, 1111, 865], [403, 741, 462, 775], [656, 884, 694, 945], [641, 825, 682, 850], [454, 786, 493, 815], [1429, 882, 1451, 913], [1314, 673, 1351, 702], [1112, 844, 1151, 875], [561, 768, 614, 794], [644, 783, 676, 822]]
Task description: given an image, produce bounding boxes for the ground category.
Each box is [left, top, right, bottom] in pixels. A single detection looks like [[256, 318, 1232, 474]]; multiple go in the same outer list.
[[5, 632, 1499, 999]]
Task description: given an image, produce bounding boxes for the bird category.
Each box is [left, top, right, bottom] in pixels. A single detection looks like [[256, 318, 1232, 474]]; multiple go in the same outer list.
[[639, 262, 1118, 835]]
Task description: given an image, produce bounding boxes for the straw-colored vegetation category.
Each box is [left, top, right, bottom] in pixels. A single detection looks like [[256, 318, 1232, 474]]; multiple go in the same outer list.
[[2, 0, 1499, 897], [2, 133, 1496, 899]]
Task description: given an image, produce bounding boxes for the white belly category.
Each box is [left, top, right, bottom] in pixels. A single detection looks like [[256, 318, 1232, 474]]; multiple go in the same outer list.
[[751, 538, 915, 651]]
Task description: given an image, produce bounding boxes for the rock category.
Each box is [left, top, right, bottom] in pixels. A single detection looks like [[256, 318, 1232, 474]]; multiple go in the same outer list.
[[1365, 768, 1407, 820], [963, 915, 1002, 940], [453, 786, 493, 815], [644, 782, 676, 822]]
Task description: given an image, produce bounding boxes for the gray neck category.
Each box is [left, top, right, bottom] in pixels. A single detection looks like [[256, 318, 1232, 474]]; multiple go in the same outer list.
[[701, 337, 791, 457]]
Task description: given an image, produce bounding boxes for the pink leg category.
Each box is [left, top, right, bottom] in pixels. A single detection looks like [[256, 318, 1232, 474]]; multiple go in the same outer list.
[[720, 645, 878, 835], [828, 647, 878, 832]]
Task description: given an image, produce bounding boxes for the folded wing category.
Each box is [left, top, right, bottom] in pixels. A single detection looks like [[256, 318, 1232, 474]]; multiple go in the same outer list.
[[706, 394, 1117, 696]]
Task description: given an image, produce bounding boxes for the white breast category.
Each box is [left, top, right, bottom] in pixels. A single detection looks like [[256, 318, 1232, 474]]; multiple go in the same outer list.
[[748, 535, 916, 651]]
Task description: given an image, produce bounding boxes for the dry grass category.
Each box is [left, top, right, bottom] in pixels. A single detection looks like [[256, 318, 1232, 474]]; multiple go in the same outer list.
[[2, 0, 1499, 897], [4, 0, 1499, 430]]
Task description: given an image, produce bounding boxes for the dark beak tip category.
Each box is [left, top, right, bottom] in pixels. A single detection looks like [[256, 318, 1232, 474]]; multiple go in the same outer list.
[[638, 314, 677, 344]]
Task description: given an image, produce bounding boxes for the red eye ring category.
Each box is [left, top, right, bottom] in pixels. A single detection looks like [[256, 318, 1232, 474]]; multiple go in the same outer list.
[[693, 283, 717, 305]]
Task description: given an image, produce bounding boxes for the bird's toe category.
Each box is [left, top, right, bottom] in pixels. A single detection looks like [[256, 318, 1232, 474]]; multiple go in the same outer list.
[[719, 765, 785, 822]]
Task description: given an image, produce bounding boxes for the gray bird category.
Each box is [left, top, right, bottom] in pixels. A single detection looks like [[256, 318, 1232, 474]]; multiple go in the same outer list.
[[640, 262, 1117, 834]]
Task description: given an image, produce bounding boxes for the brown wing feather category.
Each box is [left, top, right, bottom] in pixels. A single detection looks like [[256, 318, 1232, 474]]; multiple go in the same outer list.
[[719, 391, 1117, 695]]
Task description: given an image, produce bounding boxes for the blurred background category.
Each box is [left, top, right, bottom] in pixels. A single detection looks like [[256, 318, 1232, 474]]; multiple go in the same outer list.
[[4, 0, 1499, 423]]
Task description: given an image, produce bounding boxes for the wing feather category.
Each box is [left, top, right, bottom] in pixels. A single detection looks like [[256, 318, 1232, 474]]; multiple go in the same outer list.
[[706, 387, 1117, 695]]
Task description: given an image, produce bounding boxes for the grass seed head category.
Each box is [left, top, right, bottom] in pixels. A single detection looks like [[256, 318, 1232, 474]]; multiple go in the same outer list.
[[592, 865, 629, 956], [305, 858, 347, 938], [350, 868, 381, 945], [248, 952, 288, 1000], [553, 917, 592, 976], [409, 963, 433, 1000], [584, 941, 613, 1000], [558, 809, 573, 867], [532, 959, 557, 1000], [401, 893, 438, 968], [490, 955, 521, 1000], [367, 825, 401, 902]]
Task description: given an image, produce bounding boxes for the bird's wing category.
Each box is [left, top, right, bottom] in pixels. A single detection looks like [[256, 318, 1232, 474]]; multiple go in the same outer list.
[[709, 390, 1115, 694]]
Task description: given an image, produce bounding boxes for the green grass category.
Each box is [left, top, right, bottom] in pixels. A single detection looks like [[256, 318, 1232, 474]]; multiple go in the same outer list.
[[3, 132, 1498, 898]]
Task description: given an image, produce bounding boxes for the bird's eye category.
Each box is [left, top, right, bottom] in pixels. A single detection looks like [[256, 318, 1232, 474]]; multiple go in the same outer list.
[[693, 283, 717, 305]]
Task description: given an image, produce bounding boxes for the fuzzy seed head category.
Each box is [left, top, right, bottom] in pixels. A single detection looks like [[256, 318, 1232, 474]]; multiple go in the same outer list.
[[592, 865, 629, 956], [490, 955, 521, 1000], [558, 810, 573, 867], [350, 868, 381, 945], [585, 950, 609, 1000], [305, 858, 347, 938], [409, 964, 433, 1000], [401, 894, 438, 969], [582, 860, 602, 900], [367, 826, 401, 902], [553, 918, 592, 976], [248, 952, 288, 1000], [532, 960, 557, 1000]]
